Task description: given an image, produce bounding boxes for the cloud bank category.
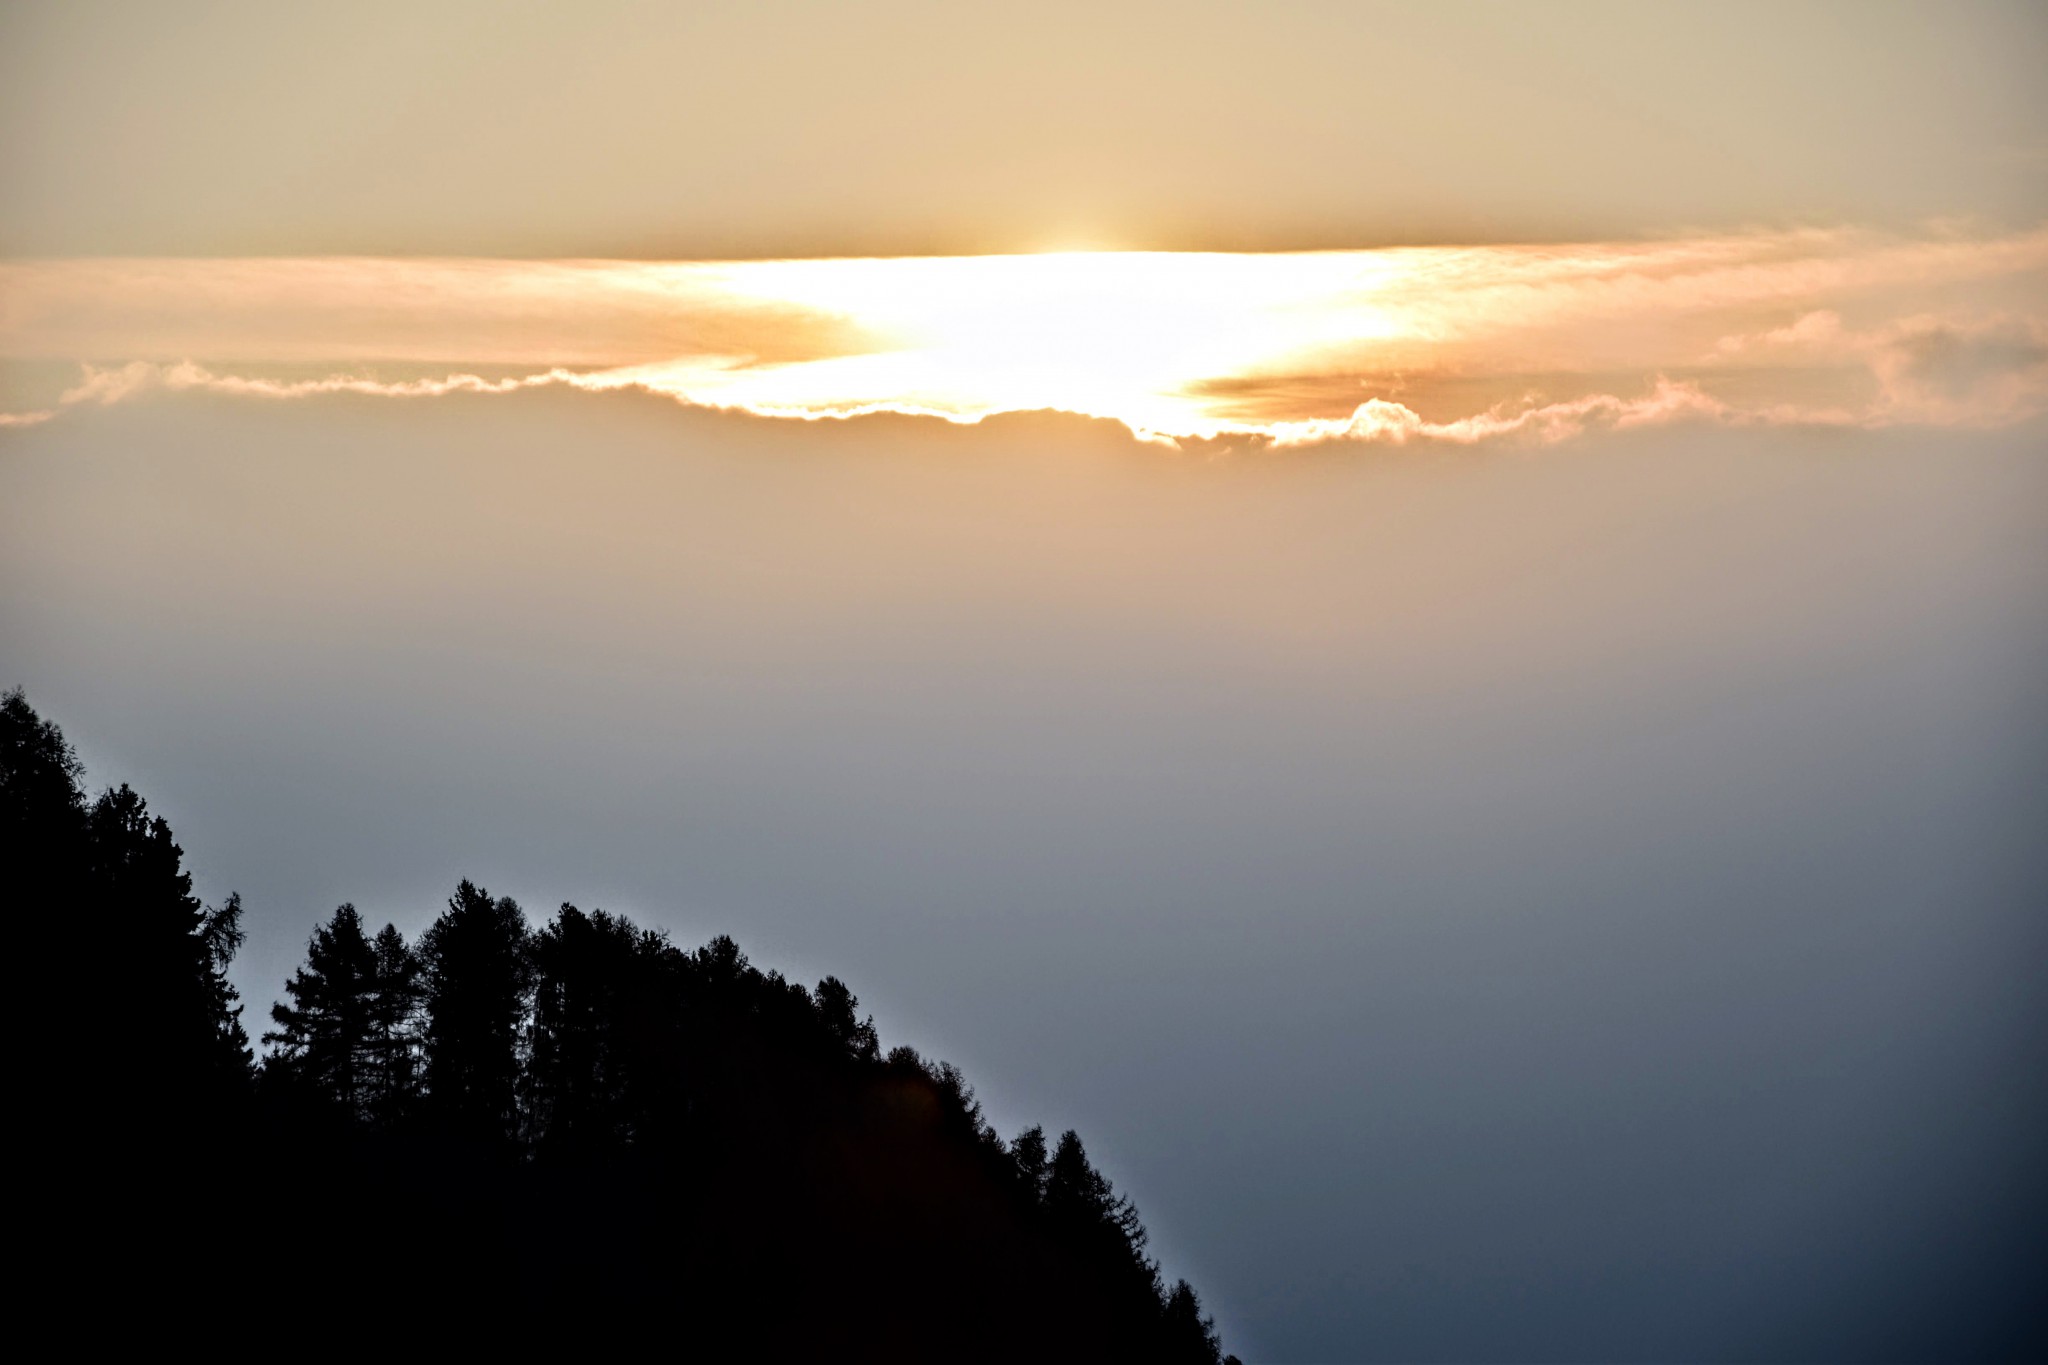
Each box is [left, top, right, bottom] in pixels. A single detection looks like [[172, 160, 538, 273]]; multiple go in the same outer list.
[[4, 227, 2044, 445]]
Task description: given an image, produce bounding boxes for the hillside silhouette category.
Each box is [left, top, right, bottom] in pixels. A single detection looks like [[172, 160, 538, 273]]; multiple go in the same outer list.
[[6, 688, 1232, 1361]]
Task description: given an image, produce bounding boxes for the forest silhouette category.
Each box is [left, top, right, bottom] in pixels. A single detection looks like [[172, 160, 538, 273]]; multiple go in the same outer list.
[[6, 688, 1232, 1361]]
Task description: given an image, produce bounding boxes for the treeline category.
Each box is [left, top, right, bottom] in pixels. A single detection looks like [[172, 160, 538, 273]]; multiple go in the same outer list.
[[6, 689, 1231, 1362]]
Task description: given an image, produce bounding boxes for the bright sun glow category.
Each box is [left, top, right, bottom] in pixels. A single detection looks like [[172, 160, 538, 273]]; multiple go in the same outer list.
[[669, 251, 1410, 435], [4, 229, 2045, 442]]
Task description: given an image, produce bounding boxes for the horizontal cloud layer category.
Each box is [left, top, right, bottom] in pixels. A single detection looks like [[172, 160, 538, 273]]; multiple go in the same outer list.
[[4, 227, 2044, 444]]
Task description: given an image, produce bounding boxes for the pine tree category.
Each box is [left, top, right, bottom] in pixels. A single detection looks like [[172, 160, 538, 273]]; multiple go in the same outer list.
[[419, 880, 531, 1143], [2, 686, 85, 856], [264, 903, 379, 1118], [6, 692, 249, 1092], [1011, 1125, 1051, 1204], [8, 691, 253, 1324], [1044, 1128, 1165, 1349], [366, 923, 423, 1126], [4, 688, 88, 1093], [1162, 1279, 1225, 1365], [814, 976, 880, 1063], [528, 903, 645, 1152], [202, 892, 253, 1073], [88, 780, 253, 1102]]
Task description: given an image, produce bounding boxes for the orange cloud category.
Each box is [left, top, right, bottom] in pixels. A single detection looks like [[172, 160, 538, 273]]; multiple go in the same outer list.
[[5, 227, 2043, 444]]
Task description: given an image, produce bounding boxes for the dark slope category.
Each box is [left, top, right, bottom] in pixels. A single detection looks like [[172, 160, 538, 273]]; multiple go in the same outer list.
[[7, 689, 1231, 1362]]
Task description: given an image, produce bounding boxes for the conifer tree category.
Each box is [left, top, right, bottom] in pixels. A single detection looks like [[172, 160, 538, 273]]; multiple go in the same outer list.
[[4, 689, 90, 1118], [527, 903, 646, 1152], [814, 976, 880, 1063], [1011, 1125, 1050, 1204], [1045, 1128, 1165, 1346], [1162, 1279, 1226, 1365], [419, 880, 531, 1143], [88, 780, 253, 1100], [201, 891, 252, 1070], [9, 687, 253, 1094], [366, 923, 423, 1126], [264, 903, 378, 1117], [2, 686, 84, 859]]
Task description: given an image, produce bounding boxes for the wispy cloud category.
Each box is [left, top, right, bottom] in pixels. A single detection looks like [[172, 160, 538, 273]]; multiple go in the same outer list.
[[1711, 308, 2048, 428], [5, 227, 2044, 445]]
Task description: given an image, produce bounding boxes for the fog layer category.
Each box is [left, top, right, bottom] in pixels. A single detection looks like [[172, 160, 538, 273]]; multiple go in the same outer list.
[[3, 392, 2043, 1360]]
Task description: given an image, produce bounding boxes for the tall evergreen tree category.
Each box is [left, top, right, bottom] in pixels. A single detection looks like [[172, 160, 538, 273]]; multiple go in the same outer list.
[[2, 686, 85, 859], [201, 891, 251, 1073], [7, 690, 252, 1315], [366, 922, 424, 1127], [4, 689, 88, 1092], [1162, 1279, 1226, 1365], [1011, 1124, 1051, 1204], [264, 903, 378, 1117], [88, 780, 253, 1101], [814, 975, 880, 1063], [5, 687, 93, 1168], [527, 903, 645, 1153], [418, 880, 531, 1143], [1045, 1128, 1165, 1349]]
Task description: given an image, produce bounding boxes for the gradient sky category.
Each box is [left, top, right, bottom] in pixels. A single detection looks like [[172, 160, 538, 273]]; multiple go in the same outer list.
[[4, 1, 2045, 257], [4, 3, 2046, 1361]]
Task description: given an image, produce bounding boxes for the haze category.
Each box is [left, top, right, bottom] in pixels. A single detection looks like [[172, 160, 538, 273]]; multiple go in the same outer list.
[[6, 390, 2045, 1358]]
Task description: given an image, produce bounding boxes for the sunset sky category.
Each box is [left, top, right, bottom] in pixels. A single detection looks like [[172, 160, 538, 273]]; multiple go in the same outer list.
[[4, 3, 2045, 1360], [6, 225, 2046, 439]]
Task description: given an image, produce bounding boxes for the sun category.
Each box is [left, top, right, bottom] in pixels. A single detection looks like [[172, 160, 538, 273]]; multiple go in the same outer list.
[[690, 250, 1413, 436]]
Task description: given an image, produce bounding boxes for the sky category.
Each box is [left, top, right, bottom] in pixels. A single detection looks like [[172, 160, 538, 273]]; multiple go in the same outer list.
[[6, 227, 2047, 437], [4, 3, 2046, 1360], [4, 1, 2046, 257]]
